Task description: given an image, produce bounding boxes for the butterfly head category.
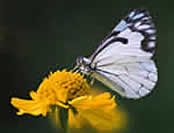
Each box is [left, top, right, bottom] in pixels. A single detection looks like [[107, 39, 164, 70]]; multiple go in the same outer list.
[[75, 57, 94, 74]]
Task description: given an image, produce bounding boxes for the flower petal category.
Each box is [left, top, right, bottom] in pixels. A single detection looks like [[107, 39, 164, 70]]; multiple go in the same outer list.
[[29, 91, 37, 100], [11, 97, 49, 116], [68, 92, 125, 131], [69, 92, 116, 110]]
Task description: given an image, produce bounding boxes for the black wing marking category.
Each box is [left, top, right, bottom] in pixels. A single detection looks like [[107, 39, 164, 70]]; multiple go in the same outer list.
[[89, 8, 156, 62], [124, 8, 156, 54]]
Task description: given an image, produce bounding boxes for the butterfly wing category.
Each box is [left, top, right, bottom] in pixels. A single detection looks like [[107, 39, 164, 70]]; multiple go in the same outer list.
[[90, 9, 157, 99]]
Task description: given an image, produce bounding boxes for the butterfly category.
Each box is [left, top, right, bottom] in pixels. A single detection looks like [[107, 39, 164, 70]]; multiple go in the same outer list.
[[74, 8, 157, 99]]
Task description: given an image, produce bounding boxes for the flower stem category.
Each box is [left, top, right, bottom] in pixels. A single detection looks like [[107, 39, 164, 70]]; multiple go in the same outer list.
[[59, 107, 69, 133]]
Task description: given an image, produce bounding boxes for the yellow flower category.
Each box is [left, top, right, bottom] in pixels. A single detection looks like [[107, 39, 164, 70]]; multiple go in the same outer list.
[[11, 69, 125, 131]]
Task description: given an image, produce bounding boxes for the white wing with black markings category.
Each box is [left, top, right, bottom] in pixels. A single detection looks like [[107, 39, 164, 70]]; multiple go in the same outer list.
[[89, 9, 157, 99]]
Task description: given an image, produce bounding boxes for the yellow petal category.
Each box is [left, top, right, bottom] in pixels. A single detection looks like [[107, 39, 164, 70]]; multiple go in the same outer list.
[[68, 93, 125, 131], [29, 91, 37, 100], [56, 101, 69, 109], [69, 92, 116, 110], [11, 97, 49, 116], [68, 109, 88, 129], [49, 106, 61, 128]]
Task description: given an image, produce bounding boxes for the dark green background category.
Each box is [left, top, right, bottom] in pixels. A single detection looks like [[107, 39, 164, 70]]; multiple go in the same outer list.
[[1, 0, 173, 133]]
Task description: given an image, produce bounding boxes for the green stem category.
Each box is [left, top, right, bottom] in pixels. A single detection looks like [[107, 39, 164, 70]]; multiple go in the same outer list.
[[59, 107, 69, 133]]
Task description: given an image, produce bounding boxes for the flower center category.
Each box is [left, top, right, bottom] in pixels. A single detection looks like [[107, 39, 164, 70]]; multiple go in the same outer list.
[[36, 70, 90, 104]]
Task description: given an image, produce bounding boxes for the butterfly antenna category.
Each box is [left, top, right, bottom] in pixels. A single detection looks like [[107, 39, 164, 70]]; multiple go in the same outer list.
[[72, 65, 80, 72]]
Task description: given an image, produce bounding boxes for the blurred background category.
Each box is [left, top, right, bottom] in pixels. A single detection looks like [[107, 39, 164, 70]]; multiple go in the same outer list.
[[1, 0, 173, 132]]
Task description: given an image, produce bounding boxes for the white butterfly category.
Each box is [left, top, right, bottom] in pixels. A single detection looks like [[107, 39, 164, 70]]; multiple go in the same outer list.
[[75, 9, 157, 99]]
